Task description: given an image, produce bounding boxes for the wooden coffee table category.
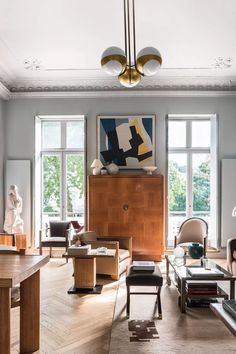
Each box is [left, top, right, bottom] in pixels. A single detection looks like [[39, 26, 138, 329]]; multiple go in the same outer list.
[[166, 255, 235, 313], [64, 249, 116, 294]]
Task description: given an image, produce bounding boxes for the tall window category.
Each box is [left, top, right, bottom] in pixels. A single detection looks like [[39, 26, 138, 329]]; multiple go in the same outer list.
[[167, 115, 218, 248], [35, 116, 86, 246]]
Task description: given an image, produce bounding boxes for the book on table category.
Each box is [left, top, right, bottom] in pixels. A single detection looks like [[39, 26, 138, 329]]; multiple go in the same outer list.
[[132, 261, 155, 271], [187, 267, 224, 277], [186, 280, 218, 295]]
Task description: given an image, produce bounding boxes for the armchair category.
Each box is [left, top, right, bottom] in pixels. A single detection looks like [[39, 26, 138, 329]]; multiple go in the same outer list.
[[174, 217, 208, 257], [39, 221, 71, 260], [71, 232, 132, 280], [227, 238, 236, 276]]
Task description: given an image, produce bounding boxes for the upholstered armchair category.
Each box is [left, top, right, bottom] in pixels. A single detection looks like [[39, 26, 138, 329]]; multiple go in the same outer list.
[[227, 238, 236, 276], [39, 221, 71, 260], [71, 232, 132, 280], [174, 217, 208, 257]]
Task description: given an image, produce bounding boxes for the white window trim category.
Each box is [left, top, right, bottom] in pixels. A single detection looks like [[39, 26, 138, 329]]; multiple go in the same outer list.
[[34, 115, 86, 248]]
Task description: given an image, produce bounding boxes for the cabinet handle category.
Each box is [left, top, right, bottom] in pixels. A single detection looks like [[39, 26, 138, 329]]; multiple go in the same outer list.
[[123, 204, 129, 211]]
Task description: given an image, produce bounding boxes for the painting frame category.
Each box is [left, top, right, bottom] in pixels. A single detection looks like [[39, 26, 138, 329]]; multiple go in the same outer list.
[[97, 115, 156, 169]]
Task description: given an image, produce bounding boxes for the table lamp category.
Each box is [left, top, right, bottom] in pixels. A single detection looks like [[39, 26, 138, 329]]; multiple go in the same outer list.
[[90, 159, 103, 175]]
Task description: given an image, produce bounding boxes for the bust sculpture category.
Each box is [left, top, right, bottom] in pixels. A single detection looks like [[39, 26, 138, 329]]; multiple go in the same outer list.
[[3, 184, 24, 234]]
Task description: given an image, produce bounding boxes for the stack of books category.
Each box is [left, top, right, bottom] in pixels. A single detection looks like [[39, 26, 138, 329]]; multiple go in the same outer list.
[[187, 267, 224, 277], [132, 261, 155, 271], [186, 280, 218, 296]]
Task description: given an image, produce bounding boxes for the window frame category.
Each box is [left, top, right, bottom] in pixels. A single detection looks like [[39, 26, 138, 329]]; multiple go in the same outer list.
[[34, 115, 86, 248], [166, 114, 218, 248]]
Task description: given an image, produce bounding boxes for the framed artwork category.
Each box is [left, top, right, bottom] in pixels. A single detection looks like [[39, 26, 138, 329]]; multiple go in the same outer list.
[[97, 115, 155, 169]]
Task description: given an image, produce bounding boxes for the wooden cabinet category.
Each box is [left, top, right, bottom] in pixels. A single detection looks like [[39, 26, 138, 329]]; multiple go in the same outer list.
[[0, 233, 27, 250], [87, 175, 164, 261]]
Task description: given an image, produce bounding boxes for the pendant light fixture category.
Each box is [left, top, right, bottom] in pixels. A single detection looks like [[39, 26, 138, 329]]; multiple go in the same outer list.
[[101, 0, 162, 88]]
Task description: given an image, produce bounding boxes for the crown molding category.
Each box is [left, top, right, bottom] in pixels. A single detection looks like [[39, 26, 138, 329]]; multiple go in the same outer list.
[[10, 89, 236, 99]]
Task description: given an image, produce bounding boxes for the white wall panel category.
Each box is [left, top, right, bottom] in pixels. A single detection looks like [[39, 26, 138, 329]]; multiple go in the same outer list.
[[221, 159, 236, 246]]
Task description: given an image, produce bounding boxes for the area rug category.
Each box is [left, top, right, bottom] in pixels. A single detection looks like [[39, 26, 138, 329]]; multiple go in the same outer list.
[[109, 261, 236, 354]]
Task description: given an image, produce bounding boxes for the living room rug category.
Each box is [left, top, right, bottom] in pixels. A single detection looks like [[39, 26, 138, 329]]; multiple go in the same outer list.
[[109, 262, 236, 354]]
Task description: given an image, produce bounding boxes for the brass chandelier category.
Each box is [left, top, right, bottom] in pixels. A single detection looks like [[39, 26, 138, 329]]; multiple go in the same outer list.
[[101, 0, 162, 88]]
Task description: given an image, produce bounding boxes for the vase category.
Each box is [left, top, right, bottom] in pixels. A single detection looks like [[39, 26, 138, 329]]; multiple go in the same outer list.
[[188, 243, 203, 259]]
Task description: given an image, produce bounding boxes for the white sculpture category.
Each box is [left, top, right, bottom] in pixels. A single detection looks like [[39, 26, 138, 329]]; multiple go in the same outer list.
[[3, 185, 24, 234]]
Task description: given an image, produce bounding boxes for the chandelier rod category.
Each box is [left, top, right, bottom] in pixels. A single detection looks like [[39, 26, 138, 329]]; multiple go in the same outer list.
[[123, 0, 128, 59], [132, 0, 138, 71], [126, 0, 132, 70]]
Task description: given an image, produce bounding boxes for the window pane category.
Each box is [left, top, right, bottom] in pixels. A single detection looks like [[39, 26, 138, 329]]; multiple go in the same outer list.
[[66, 154, 84, 224], [192, 153, 210, 217], [168, 153, 187, 240], [192, 121, 210, 147], [42, 122, 61, 148], [67, 121, 84, 149], [42, 155, 61, 218], [168, 121, 186, 148]]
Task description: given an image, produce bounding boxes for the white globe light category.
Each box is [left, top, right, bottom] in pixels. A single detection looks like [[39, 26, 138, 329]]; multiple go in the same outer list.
[[118, 67, 141, 88], [101, 46, 127, 76], [137, 47, 162, 76], [174, 246, 185, 258]]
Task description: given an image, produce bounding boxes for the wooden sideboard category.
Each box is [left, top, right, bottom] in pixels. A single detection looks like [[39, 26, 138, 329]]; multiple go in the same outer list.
[[87, 175, 164, 261]]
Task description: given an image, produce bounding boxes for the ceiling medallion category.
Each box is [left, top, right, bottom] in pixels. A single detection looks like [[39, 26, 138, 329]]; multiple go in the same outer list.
[[24, 59, 43, 71], [101, 0, 162, 88]]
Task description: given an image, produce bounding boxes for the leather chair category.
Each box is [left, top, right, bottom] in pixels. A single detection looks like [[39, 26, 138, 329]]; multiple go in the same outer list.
[[39, 221, 71, 260], [174, 217, 208, 257], [227, 238, 236, 276]]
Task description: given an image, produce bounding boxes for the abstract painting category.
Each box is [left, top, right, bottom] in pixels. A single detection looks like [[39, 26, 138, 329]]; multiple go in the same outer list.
[[97, 115, 155, 169]]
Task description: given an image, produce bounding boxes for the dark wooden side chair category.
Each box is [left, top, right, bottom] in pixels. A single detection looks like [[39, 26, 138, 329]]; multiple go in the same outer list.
[[39, 221, 71, 261]]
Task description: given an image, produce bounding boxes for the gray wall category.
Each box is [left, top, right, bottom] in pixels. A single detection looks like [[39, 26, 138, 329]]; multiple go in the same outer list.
[[0, 99, 5, 227], [3, 95, 236, 241]]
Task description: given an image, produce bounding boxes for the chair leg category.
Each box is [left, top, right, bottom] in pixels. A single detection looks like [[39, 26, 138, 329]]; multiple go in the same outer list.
[[49, 247, 52, 258], [126, 285, 130, 318], [39, 246, 42, 256], [157, 286, 162, 319]]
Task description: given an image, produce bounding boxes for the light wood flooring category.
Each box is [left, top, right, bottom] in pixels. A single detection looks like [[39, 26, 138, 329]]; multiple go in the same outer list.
[[10, 257, 118, 354]]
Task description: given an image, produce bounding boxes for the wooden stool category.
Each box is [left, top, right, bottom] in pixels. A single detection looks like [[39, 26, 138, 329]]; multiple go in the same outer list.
[[126, 265, 163, 319]]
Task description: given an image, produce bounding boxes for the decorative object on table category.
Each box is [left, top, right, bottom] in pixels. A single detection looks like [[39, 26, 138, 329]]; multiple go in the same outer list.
[[100, 166, 108, 175], [173, 246, 185, 266], [188, 242, 204, 259], [107, 162, 119, 175], [142, 166, 157, 175], [101, 0, 162, 88], [97, 115, 155, 169], [96, 247, 108, 255], [174, 217, 208, 257], [4, 184, 24, 234], [200, 256, 210, 269], [90, 158, 103, 175]]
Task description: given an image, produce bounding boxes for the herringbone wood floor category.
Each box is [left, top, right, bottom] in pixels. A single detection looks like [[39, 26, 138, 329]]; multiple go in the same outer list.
[[10, 258, 118, 354]]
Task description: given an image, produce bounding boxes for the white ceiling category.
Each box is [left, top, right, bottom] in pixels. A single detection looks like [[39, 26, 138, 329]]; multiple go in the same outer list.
[[0, 0, 236, 96]]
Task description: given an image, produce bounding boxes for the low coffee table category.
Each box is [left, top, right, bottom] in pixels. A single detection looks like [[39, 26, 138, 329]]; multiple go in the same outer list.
[[64, 249, 116, 294], [166, 255, 235, 313]]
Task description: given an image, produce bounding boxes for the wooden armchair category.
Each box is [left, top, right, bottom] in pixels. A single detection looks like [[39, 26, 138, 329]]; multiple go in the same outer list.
[[84, 236, 132, 280]]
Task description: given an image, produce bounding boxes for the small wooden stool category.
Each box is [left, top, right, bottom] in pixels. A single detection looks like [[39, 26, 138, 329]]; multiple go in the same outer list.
[[126, 265, 163, 319]]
